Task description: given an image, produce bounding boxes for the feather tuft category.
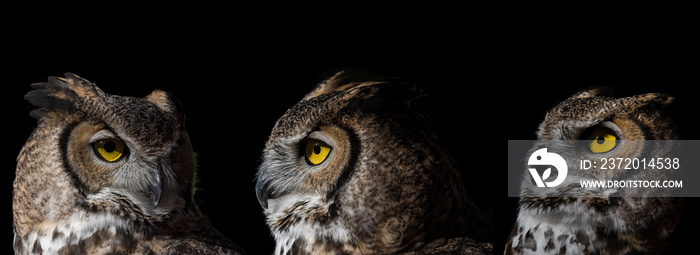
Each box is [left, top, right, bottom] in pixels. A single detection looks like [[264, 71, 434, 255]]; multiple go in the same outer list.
[[24, 73, 105, 119]]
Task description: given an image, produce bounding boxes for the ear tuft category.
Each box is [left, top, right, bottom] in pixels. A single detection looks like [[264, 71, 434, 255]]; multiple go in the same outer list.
[[145, 89, 173, 112], [24, 73, 105, 120], [303, 68, 386, 101], [625, 93, 674, 109], [571, 86, 616, 99]]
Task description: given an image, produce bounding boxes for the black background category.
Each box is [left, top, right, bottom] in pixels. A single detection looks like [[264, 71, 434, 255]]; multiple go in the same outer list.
[[4, 13, 699, 254]]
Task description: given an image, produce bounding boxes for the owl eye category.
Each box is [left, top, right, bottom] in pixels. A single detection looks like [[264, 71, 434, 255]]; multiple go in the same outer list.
[[93, 139, 126, 162], [305, 139, 332, 165], [587, 127, 618, 153]]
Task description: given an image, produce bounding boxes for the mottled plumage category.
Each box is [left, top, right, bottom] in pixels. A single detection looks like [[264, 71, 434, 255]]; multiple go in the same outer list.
[[505, 88, 683, 254], [14, 73, 245, 254], [255, 69, 492, 254]]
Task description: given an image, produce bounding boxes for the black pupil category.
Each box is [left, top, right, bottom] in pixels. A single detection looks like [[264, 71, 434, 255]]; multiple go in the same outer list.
[[103, 141, 116, 153], [313, 144, 321, 154], [596, 136, 605, 144]]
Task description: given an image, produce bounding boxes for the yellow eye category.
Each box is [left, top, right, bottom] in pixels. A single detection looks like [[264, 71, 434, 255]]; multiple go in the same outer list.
[[93, 139, 125, 162], [588, 128, 618, 153], [305, 139, 332, 165]]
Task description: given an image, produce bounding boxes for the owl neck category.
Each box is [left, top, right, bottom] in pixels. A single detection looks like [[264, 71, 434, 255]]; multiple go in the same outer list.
[[265, 195, 357, 254], [512, 197, 681, 254], [14, 209, 145, 253], [13, 194, 219, 254], [266, 195, 419, 254], [509, 212, 623, 254]]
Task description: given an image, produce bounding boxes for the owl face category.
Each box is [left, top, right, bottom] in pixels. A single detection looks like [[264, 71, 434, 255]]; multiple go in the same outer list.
[[62, 92, 188, 216], [255, 70, 485, 253], [14, 74, 195, 238]]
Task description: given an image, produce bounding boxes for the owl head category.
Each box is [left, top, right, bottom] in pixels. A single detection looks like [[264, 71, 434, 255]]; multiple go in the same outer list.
[[14, 73, 197, 237], [509, 88, 684, 254], [521, 88, 678, 198], [255, 69, 489, 253]]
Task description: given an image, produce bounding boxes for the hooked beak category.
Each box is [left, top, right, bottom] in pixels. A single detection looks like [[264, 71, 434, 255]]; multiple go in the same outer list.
[[255, 177, 270, 209]]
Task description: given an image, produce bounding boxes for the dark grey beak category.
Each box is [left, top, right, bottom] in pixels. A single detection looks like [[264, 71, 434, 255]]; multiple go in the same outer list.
[[255, 177, 269, 209]]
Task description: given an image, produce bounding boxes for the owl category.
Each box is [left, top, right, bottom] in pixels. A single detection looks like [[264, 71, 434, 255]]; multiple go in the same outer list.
[[13, 73, 245, 254], [254, 69, 493, 254], [505, 88, 684, 254]]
